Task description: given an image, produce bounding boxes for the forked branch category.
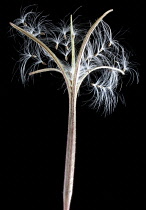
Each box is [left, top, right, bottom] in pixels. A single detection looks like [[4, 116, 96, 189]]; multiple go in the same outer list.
[[73, 9, 113, 87], [10, 22, 70, 90]]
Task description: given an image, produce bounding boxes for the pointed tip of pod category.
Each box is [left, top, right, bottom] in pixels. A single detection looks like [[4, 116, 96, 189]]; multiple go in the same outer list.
[[9, 22, 16, 29], [9, 22, 13, 26]]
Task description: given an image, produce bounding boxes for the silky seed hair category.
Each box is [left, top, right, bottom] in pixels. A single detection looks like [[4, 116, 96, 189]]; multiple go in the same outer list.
[[10, 7, 138, 114]]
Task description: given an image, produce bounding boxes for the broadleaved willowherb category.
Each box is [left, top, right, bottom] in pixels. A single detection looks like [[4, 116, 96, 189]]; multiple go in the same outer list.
[[10, 6, 138, 210]]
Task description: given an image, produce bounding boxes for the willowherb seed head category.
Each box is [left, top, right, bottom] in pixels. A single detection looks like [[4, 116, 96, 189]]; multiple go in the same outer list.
[[10, 7, 138, 114]]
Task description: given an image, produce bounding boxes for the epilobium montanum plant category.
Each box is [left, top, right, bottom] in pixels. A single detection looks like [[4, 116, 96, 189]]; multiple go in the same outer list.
[[10, 7, 138, 210]]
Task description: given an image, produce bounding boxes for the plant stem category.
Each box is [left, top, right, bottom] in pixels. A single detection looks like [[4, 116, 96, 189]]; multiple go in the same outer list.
[[63, 90, 77, 210]]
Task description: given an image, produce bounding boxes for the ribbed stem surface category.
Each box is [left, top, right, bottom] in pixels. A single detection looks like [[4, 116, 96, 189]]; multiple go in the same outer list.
[[63, 91, 77, 210]]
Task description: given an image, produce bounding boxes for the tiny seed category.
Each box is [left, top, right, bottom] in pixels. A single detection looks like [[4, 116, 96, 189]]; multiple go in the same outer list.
[[31, 55, 37, 58], [65, 45, 69, 51], [42, 61, 47, 65], [108, 42, 112, 47], [65, 56, 68, 61], [64, 34, 67, 40], [40, 32, 46, 36], [91, 83, 95, 86], [55, 43, 59, 50], [23, 22, 27, 26]]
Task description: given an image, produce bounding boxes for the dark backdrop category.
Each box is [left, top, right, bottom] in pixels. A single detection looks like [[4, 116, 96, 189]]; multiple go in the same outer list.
[[1, 0, 145, 209]]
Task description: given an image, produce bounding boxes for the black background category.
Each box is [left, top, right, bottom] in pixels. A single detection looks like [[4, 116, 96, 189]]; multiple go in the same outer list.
[[1, 0, 145, 209]]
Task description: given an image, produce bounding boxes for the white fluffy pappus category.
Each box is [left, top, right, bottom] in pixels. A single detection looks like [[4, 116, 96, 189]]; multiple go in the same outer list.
[[10, 7, 138, 114]]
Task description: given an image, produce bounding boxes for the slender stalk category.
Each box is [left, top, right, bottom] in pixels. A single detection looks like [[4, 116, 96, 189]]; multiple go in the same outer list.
[[63, 15, 77, 210], [63, 91, 77, 210], [63, 12, 115, 210]]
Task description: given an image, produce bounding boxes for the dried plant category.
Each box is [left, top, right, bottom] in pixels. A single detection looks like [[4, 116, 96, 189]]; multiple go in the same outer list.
[[10, 7, 138, 210]]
